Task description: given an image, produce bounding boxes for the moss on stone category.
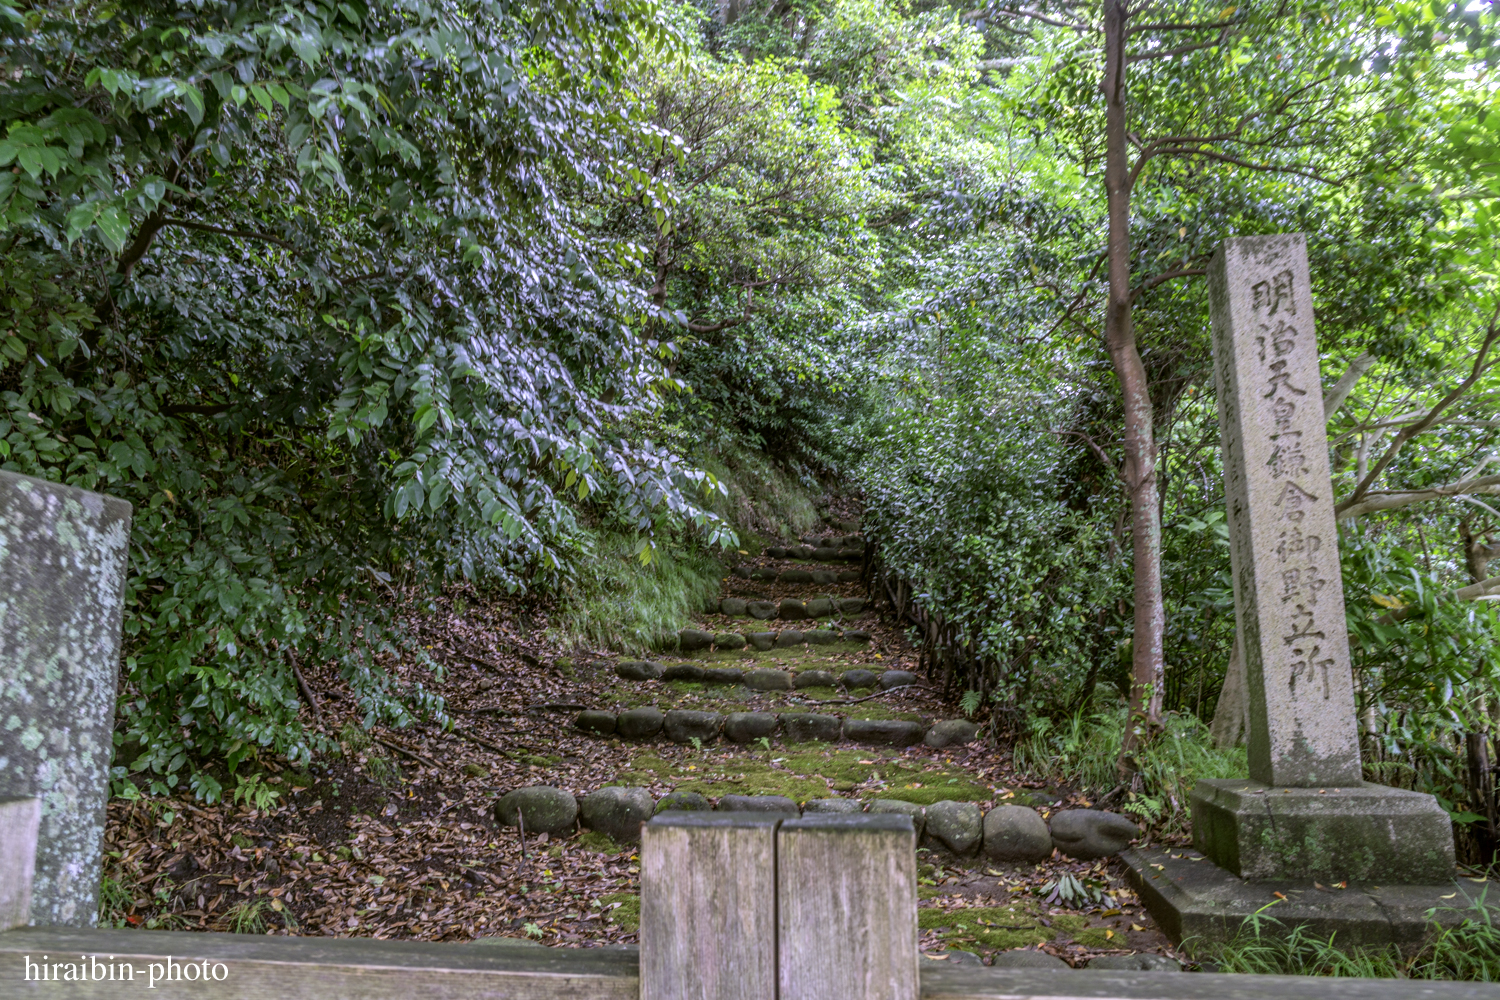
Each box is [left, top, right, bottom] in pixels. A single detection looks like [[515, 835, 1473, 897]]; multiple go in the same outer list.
[[780, 749, 884, 786], [844, 704, 927, 723], [601, 892, 640, 932], [577, 830, 624, 855], [675, 768, 831, 803], [628, 754, 680, 778], [872, 779, 993, 805], [918, 906, 1053, 949]]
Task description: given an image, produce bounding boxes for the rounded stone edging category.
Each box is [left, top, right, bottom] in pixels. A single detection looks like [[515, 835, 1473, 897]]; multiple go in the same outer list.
[[492, 784, 1142, 863]]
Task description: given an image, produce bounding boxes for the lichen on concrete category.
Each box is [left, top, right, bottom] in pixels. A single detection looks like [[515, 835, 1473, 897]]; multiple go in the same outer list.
[[0, 471, 132, 926]]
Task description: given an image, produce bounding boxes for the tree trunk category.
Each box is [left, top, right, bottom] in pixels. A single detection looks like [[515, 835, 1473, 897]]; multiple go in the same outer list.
[[1101, 0, 1165, 757], [1460, 518, 1500, 584]]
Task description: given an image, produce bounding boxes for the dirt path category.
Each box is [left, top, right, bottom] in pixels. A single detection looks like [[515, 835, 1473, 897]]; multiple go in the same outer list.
[[100, 528, 1183, 968]]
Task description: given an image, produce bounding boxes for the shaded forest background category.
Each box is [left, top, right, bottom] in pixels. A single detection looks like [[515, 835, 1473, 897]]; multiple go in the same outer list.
[[2, 0, 1500, 837]]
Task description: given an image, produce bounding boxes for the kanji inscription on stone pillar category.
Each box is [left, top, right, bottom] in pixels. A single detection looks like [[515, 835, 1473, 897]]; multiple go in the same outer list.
[[1208, 233, 1362, 787]]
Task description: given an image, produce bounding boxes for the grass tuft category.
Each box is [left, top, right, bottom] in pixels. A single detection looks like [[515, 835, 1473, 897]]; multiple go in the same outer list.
[[1207, 897, 1500, 980], [1013, 708, 1246, 838], [549, 529, 723, 654]]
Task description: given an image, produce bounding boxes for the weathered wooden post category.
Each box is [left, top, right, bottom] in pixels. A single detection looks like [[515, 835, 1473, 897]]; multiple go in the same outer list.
[[640, 811, 779, 1000], [777, 813, 917, 1000], [0, 472, 132, 926]]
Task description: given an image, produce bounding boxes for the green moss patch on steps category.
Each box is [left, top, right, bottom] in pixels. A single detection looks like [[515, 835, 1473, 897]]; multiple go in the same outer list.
[[593, 682, 930, 723], [600, 892, 640, 932], [609, 749, 994, 803], [679, 643, 877, 664]]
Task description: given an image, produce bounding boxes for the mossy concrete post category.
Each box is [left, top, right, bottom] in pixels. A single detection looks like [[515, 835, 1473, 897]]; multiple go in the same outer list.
[[0, 472, 131, 926], [639, 811, 778, 1000], [778, 813, 917, 1000]]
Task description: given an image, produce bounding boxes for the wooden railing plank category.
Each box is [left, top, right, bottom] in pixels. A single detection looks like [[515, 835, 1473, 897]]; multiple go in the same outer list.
[[778, 813, 918, 1000], [6, 928, 1500, 998], [0, 928, 637, 999]]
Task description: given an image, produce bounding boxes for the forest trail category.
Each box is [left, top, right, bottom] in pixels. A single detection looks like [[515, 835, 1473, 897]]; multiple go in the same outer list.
[[518, 526, 1186, 968], [99, 522, 1182, 969]]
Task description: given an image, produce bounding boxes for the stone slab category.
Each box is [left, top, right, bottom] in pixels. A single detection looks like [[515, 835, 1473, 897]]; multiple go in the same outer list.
[[1208, 234, 1361, 787], [0, 472, 132, 926], [1121, 846, 1499, 949], [779, 813, 918, 1000], [640, 812, 778, 1000], [919, 964, 1500, 998], [1191, 778, 1455, 882], [1, 797, 39, 930], [0, 927, 638, 997]]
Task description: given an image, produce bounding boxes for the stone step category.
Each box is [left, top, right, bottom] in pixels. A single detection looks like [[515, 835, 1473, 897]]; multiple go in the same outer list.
[[715, 596, 866, 619], [730, 565, 862, 582], [612, 662, 904, 688], [673, 626, 872, 652], [573, 707, 972, 750]]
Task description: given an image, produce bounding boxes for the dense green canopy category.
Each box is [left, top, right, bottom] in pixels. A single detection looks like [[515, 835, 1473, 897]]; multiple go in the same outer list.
[[2, 0, 1498, 807]]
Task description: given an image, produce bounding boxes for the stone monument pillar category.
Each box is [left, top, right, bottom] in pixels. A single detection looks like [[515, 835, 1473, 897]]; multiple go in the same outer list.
[[0, 472, 131, 925], [1191, 234, 1453, 883]]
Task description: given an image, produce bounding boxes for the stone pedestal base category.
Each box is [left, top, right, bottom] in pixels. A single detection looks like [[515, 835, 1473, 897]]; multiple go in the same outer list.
[[1122, 847, 1494, 949], [1191, 779, 1454, 883]]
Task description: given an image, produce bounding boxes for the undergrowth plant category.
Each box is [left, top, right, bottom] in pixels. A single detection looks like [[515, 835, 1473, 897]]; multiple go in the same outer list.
[[1013, 709, 1247, 839], [1208, 896, 1500, 981], [548, 529, 723, 653]]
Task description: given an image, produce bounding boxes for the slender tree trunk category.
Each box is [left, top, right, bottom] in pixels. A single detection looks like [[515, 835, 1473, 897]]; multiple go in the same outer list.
[[1101, 0, 1165, 759], [1461, 518, 1500, 584]]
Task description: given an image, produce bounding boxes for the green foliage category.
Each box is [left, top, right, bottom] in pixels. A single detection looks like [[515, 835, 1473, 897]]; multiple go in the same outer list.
[[548, 528, 722, 653], [225, 899, 267, 935], [0, 0, 738, 799], [95, 874, 135, 929], [1346, 532, 1500, 720], [698, 446, 824, 546], [859, 380, 1127, 715], [1210, 898, 1500, 980], [1035, 871, 1117, 911], [1014, 710, 1247, 839]]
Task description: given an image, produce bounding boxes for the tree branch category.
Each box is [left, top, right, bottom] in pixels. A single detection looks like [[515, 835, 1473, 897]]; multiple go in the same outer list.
[[1127, 34, 1228, 62], [1130, 266, 1206, 301], [1323, 352, 1376, 418], [1335, 474, 1500, 521], [1143, 146, 1340, 185], [1052, 428, 1123, 483], [989, 5, 1093, 31], [1339, 306, 1500, 514]]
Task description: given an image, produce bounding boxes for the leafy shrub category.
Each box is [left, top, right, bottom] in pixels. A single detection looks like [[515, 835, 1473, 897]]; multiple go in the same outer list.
[[2, 0, 731, 800], [859, 381, 1128, 717]]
